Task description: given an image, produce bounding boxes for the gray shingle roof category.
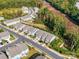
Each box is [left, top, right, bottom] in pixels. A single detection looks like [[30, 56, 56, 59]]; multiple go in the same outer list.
[[0, 52, 7, 59], [0, 31, 10, 41], [21, 15, 33, 21], [23, 25, 32, 33], [41, 32, 48, 42], [4, 18, 20, 24], [27, 27, 38, 35], [35, 30, 44, 40], [13, 23, 25, 31], [4, 18, 20, 26], [6, 42, 29, 57], [45, 33, 56, 43]]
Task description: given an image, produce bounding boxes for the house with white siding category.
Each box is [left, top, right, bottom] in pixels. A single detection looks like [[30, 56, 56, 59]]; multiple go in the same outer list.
[[35, 30, 44, 41], [22, 25, 38, 35], [41, 32, 47, 42], [6, 42, 29, 59], [23, 25, 32, 34], [21, 15, 33, 22], [27, 27, 38, 36], [35, 29, 56, 44], [13, 23, 26, 31], [0, 31, 10, 43], [3, 18, 20, 26], [21, 6, 29, 14], [34, 7, 39, 13], [45, 33, 56, 44]]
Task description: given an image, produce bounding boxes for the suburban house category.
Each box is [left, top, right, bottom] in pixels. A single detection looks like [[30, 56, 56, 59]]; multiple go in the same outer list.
[[0, 31, 10, 43], [21, 6, 29, 14], [35, 30, 44, 41], [22, 25, 30, 33], [3, 18, 20, 26], [22, 25, 32, 34], [41, 32, 48, 42], [45, 33, 56, 44], [30, 8, 38, 19], [0, 16, 4, 21], [21, 15, 33, 22], [75, 2, 79, 9], [13, 23, 26, 31], [34, 7, 39, 13], [35, 30, 56, 44], [6, 42, 29, 59], [27, 27, 38, 36], [0, 52, 8, 59], [21, 6, 39, 14], [22, 25, 38, 35], [21, 7, 39, 21]]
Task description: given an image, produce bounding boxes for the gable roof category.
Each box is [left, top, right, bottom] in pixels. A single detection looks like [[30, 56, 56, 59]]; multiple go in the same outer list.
[[0, 52, 7, 59], [45, 33, 56, 43], [13, 23, 25, 30], [4, 18, 20, 24], [35, 30, 44, 39], [4, 18, 20, 26], [6, 43, 29, 57], [0, 31, 10, 40]]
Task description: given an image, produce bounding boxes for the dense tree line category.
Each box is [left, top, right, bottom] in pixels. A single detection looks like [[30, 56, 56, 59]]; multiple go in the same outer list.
[[0, 8, 23, 19], [0, 0, 43, 9], [46, 0, 79, 24]]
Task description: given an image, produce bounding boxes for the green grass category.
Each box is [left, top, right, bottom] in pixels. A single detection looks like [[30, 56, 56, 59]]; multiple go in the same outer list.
[[24, 32, 28, 35], [46, 0, 79, 24], [10, 34, 15, 41], [50, 38, 63, 49], [39, 40, 44, 43], [49, 38, 78, 56], [0, 29, 4, 32], [29, 35, 36, 39], [0, 0, 38, 9], [1, 40, 8, 45], [0, 8, 22, 19]]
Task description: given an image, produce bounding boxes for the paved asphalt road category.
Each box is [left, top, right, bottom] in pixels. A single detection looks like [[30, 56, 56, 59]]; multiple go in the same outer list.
[[0, 37, 22, 51], [0, 25, 64, 59]]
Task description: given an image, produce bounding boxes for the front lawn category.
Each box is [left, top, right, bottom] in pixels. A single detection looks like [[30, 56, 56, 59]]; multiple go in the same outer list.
[[10, 34, 15, 41], [0, 29, 4, 33], [29, 35, 36, 39], [1, 40, 8, 45]]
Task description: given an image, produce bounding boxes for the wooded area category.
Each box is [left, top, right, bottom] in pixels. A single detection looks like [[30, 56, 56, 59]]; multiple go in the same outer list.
[[46, 0, 79, 24]]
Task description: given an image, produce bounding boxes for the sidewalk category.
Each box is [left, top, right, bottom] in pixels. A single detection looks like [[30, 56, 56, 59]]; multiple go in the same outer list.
[[0, 24, 64, 59]]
